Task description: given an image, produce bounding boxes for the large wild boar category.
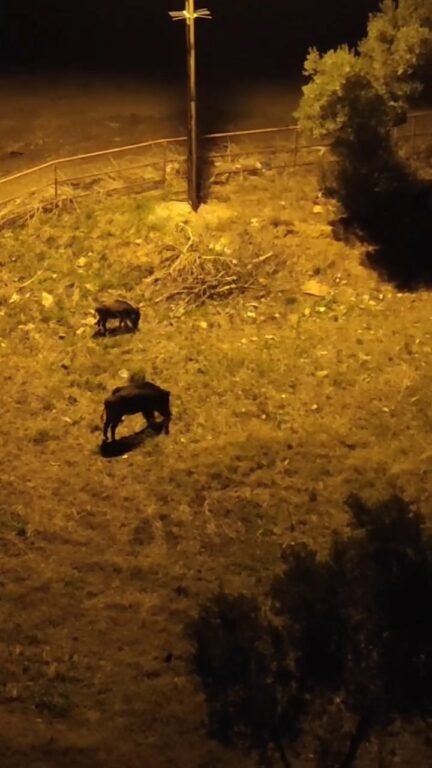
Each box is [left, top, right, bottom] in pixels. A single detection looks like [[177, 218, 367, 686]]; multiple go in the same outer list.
[[95, 299, 140, 336], [102, 382, 171, 441]]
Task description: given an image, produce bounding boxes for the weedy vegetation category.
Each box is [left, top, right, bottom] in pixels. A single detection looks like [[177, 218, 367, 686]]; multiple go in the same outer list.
[[0, 166, 431, 767]]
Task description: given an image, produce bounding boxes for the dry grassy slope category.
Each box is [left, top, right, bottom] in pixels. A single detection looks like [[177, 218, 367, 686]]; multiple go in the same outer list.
[[0, 170, 431, 767]]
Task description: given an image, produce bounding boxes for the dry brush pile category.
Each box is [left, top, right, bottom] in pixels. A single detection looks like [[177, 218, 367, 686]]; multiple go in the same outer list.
[[146, 220, 278, 311]]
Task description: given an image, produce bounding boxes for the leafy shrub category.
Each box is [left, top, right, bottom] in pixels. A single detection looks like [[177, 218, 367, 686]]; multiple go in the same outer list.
[[295, 1, 432, 224]]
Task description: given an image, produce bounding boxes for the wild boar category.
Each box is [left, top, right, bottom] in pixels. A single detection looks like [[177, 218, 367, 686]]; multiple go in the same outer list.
[[95, 299, 140, 336], [102, 382, 171, 441]]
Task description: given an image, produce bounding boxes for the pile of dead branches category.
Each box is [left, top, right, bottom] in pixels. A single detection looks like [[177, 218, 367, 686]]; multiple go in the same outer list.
[[148, 223, 272, 310]]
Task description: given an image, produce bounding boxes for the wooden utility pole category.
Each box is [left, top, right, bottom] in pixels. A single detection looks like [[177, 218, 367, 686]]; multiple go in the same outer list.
[[169, 1, 211, 211]]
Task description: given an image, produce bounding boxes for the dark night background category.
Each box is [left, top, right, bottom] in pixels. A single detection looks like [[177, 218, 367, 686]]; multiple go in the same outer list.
[[0, 1, 384, 174], [0, 1, 381, 79]]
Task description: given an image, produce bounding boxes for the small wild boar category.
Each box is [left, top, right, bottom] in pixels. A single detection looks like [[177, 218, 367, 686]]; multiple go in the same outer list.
[[102, 382, 171, 441], [95, 299, 140, 336]]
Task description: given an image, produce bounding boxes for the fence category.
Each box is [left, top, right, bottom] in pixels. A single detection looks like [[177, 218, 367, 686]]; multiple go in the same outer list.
[[0, 110, 431, 226]]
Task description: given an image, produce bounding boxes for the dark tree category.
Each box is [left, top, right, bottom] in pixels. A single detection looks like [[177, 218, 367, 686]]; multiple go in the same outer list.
[[295, 1, 432, 286], [189, 493, 432, 766]]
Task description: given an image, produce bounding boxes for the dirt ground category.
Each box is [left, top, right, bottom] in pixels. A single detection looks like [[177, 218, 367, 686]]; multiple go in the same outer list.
[[0, 74, 302, 178], [0, 155, 431, 767]]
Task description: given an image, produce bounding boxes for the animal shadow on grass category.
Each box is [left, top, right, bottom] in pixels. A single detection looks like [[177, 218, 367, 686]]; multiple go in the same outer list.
[[188, 493, 432, 767], [92, 325, 136, 340], [99, 422, 164, 458]]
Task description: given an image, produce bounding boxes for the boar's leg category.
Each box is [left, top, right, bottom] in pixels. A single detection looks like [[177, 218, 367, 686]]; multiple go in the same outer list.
[[142, 409, 156, 429], [103, 414, 120, 441], [102, 415, 110, 441], [162, 412, 171, 435], [97, 316, 108, 336], [110, 418, 121, 441]]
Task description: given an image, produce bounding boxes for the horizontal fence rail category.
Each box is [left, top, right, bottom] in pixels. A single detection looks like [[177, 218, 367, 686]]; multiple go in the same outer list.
[[0, 110, 431, 226]]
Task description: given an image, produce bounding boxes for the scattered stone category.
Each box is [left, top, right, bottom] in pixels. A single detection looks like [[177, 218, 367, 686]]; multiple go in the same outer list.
[[41, 292, 54, 308], [302, 280, 330, 298]]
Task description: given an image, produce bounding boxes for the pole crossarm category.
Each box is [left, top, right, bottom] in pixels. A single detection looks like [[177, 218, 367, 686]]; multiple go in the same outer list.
[[169, 9, 211, 22]]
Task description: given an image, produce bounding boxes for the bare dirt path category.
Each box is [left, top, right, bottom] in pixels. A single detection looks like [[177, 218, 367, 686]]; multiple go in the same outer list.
[[0, 74, 302, 178]]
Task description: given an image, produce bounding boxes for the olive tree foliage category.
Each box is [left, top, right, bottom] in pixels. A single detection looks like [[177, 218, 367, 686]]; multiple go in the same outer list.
[[359, 0, 432, 115], [295, 1, 432, 222], [296, 0, 432, 138]]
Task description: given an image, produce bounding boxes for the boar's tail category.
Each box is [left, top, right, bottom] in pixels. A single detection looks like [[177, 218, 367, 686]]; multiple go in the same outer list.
[[100, 406, 106, 424]]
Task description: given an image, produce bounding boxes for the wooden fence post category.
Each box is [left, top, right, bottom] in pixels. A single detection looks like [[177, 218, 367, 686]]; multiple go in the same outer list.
[[411, 115, 416, 154], [162, 142, 167, 186], [54, 165, 58, 202], [292, 127, 298, 168]]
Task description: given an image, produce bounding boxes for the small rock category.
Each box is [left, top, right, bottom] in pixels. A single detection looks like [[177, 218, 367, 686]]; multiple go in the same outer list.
[[41, 292, 54, 308], [302, 280, 330, 298], [174, 584, 189, 597]]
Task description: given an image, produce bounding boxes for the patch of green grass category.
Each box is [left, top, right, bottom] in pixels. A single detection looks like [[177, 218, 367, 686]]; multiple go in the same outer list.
[[34, 689, 73, 719], [31, 427, 57, 445], [129, 368, 147, 387], [0, 171, 430, 768], [0, 509, 29, 538]]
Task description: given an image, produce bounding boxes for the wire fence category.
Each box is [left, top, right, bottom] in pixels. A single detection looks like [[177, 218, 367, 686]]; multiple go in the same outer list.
[[0, 110, 431, 227]]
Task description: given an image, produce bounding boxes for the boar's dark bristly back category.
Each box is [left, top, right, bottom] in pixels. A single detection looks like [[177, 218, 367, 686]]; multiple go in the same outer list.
[[95, 299, 140, 335], [102, 381, 171, 441]]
